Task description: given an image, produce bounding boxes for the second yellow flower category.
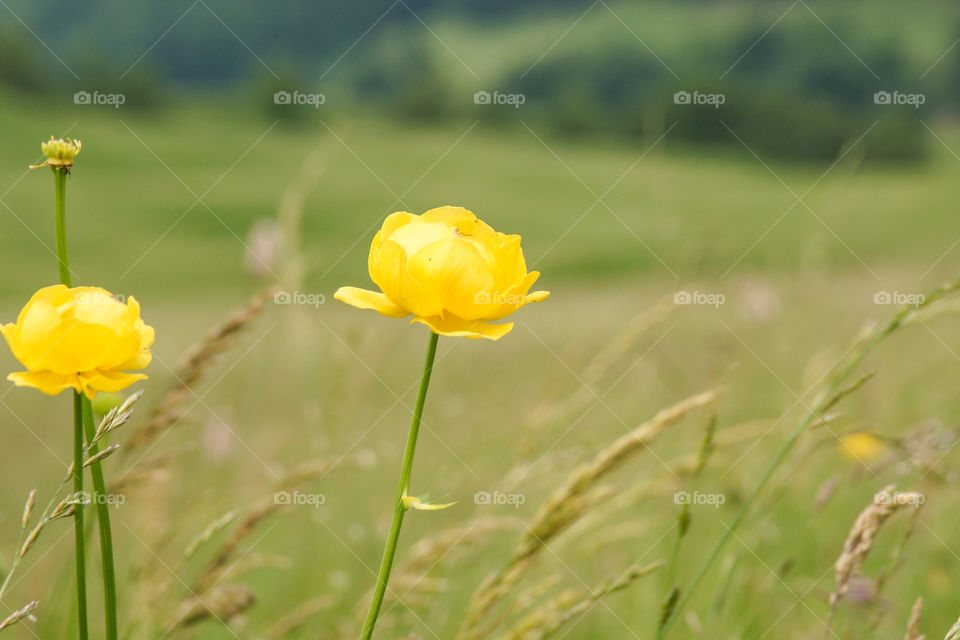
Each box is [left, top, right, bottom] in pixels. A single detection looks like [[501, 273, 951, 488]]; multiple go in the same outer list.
[[1, 285, 154, 398], [335, 206, 549, 340]]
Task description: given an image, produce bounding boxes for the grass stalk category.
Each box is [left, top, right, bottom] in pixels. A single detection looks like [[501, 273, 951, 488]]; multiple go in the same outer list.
[[82, 397, 119, 640]]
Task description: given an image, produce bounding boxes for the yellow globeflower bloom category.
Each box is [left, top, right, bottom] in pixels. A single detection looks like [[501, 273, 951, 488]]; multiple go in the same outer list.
[[335, 206, 549, 340], [1, 285, 154, 398], [840, 432, 884, 461]]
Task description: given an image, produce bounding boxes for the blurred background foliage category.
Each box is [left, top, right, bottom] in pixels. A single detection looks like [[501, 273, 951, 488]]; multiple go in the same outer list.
[[3, 0, 959, 161]]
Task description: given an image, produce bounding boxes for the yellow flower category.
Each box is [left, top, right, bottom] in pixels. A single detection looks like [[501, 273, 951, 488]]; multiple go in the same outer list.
[[31, 136, 82, 170], [335, 206, 549, 340], [1, 285, 154, 398], [840, 432, 884, 461]]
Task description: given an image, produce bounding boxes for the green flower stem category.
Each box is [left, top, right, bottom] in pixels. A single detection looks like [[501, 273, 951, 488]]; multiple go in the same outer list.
[[54, 170, 70, 286], [81, 398, 118, 640], [659, 277, 960, 638], [55, 166, 88, 640], [359, 331, 439, 640], [72, 392, 89, 640]]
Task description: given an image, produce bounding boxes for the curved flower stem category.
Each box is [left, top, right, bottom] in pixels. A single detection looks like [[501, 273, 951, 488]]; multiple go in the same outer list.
[[658, 277, 960, 638], [81, 398, 118, 640], [72, 392, 89, 640], [359, 331, 439, 640], [54, 166, 88, 640]]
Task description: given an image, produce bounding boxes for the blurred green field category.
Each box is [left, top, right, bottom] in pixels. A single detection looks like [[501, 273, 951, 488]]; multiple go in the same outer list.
[[2, 89, 960, 301], [1, 94, 960, 639]]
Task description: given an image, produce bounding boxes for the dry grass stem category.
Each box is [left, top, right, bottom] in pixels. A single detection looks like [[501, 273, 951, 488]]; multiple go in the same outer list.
[[0, 600, 38, 631], [945, 615, 960, 640], [184, 510, 238, 559], [175, 583, 255, 628], [904, 597, 924, 640], [84, 443, 120, 467], [827, 485, 923, 634], [267, 596, 336, 639], [193, 453, 367, 594], [504, 561, 664, 640], [460, 388, 716, 638], [529, 298, 675, 432], [92, 390, 143, 446], [20, 490, 37, 531], [125, 288, 274, 453]]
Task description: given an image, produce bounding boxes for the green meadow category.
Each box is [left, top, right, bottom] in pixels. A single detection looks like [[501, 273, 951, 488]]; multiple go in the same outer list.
[[1, 91, 959, 638]]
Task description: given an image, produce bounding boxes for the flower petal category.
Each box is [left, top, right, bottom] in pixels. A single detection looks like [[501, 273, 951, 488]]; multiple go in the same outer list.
[[79, 370, 148, 398], [334, 287, 409, 318], [380, 211, 417, 238], [370, 238, 443, 317], [406, 237, 496, 320], [116, 350, 153, 371], [412, 314, 514, 340], [0, 323, 26, 367], [420, 205, 477, 227], [491, 233, 526, 289], [485, 271, 551, 321], [7, 370, 79, 396]]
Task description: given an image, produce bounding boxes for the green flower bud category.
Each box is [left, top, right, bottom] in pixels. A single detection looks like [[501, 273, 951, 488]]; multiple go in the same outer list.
[[31, 136, 82, 172]]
